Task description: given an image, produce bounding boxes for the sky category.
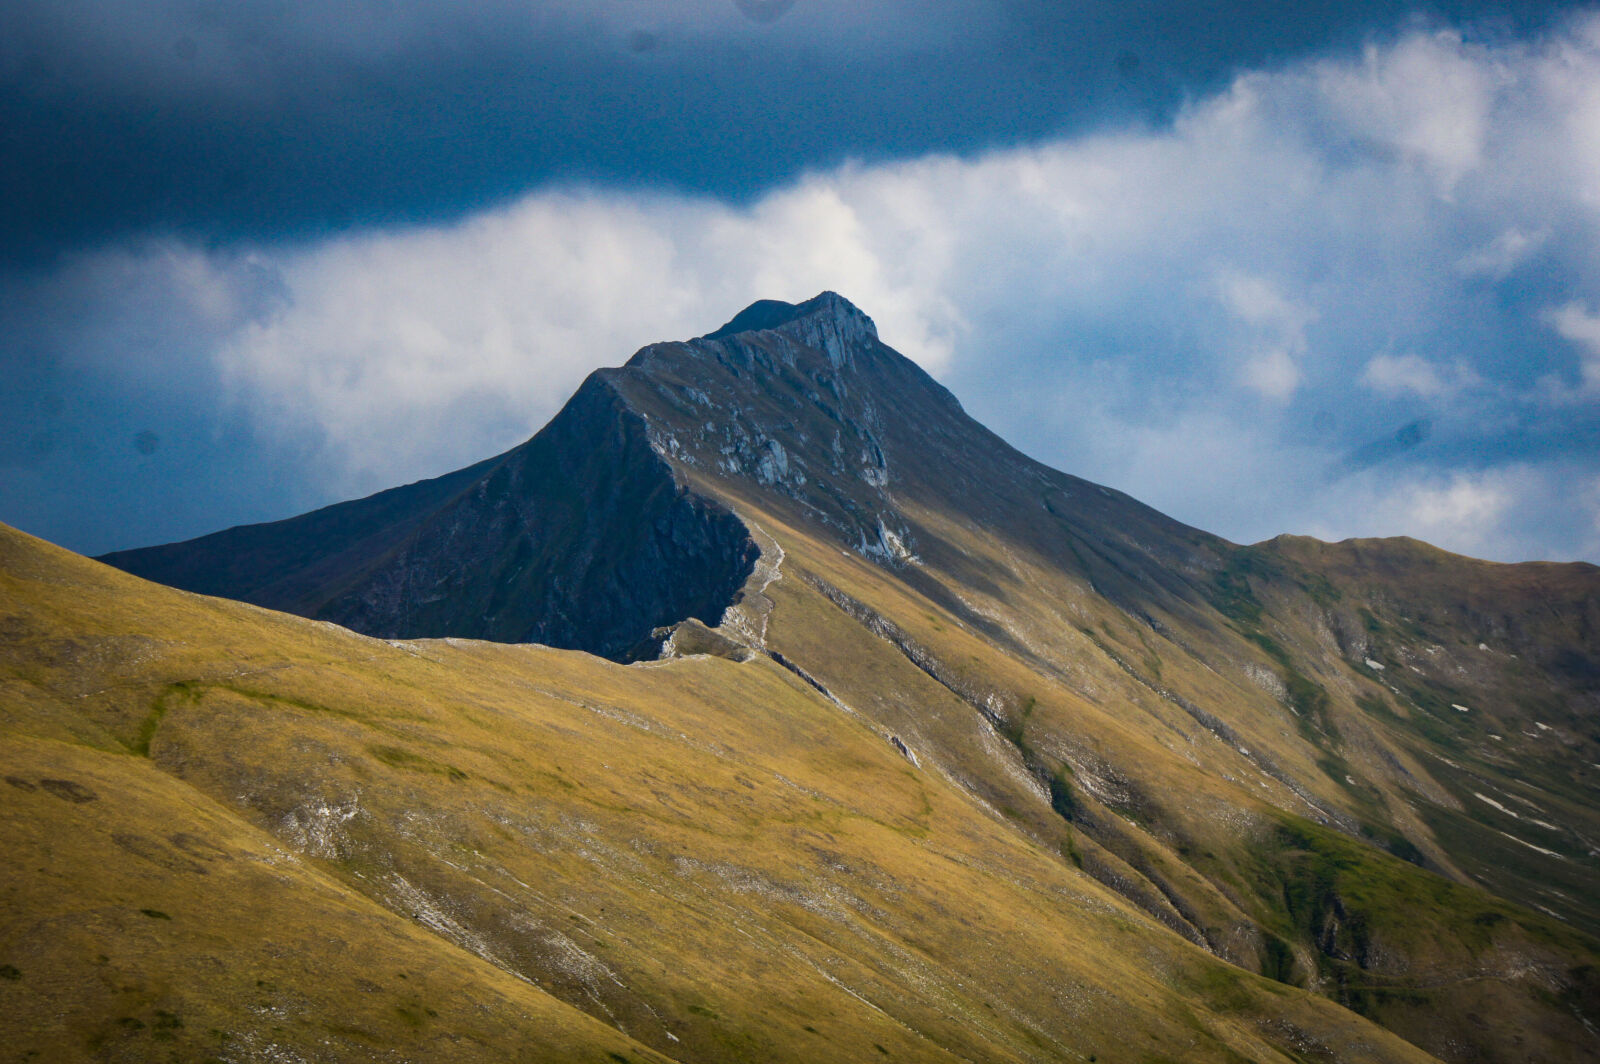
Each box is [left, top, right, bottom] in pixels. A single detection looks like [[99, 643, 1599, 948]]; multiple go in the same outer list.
[[4, 1, 1600, 564]]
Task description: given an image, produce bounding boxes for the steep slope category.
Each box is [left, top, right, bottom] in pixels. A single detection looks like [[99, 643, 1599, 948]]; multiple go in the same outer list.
[[1246, 534, 1600, 929], [71, 292, 1600, 1061], [0, 522, 1440, 1064], [101, 376, 758, 660]]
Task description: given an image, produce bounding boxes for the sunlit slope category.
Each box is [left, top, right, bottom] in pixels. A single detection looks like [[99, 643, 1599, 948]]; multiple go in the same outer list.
[[555, 294, 1600, 1063], [1246, 535, 1600, 923], [0, 735, 679, 1064], [0, 523, 1439, 1064], [695, 491, 1600, 1064]]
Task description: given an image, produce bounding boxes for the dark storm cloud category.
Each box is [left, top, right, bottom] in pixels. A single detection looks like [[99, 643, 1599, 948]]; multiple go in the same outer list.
[[0, 240, 318, 554], [0, 0, 1584, 263]]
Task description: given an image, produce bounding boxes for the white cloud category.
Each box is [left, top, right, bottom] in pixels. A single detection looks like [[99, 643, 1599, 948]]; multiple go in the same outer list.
[[1309, 470, 1511, 550], [1314, 31, 1507, 196], [0, 239, 277, 391], [1544, 301, 1600, 391], [1455, 226, 1546, 279], [201, 181, 978, 494], [1360, 353, 1480, 400], [1216, 272, 1314, 401], [1301, 466, 1592, 563], [1399, 473, 1513, 532], [25, 12, 1600, 562], [1240, 348, 1302, 401]]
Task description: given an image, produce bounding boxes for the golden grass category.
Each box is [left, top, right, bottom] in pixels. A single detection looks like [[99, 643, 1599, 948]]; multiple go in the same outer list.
[[0, 522, 1452, 1063]]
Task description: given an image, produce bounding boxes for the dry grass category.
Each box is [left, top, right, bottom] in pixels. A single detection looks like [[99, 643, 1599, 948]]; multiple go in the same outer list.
[[0, 522, 1450, 1064]]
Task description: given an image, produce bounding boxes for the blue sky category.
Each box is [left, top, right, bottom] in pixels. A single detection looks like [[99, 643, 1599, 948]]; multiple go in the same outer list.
[[4, 1, 1600, 563]]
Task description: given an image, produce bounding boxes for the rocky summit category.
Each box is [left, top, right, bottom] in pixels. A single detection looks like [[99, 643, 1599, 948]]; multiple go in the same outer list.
[[6, 293, 1599, 1063]]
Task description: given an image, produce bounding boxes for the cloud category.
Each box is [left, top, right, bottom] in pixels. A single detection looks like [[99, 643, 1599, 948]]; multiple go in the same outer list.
[[0, 241, 308, 554], [3, 1, 982, 100], [213, 194, 712, 492], [1360, 353, 1480, 399], [9, 11, 1600, 564], [1303, 465, 1600, 563], [1217, 272, 1314, 400], [3, 2, 1588, 263], [201, 181, 970, 497], [1314, 469, 1515, 552], [1314, 30, 1507, 196], [1544, 301, 1600, 390], [1455, 226, 1546, 278]]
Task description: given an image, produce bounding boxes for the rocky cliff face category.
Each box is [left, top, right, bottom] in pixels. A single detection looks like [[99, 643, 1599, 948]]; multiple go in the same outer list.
[[614, 291, 940, 565], [104, 289, 1186, 657]]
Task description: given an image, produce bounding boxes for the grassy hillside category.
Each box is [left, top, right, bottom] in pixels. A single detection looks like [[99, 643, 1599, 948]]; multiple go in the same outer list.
[[675, 476, 1600, 1064], [1, 522, 1446, 1064]]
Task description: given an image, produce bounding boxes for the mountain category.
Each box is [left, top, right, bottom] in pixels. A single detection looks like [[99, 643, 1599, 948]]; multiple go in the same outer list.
[[98, 375, 758, 661], [5, 292, 1597, 1063]]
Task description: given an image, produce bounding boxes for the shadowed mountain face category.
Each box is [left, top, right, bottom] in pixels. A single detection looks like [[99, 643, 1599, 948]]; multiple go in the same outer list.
[[101, 372, 759, 660], [36, 291, 1600, 1063]]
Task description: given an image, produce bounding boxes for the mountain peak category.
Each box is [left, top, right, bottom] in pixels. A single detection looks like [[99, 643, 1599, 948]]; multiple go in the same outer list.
[[702, 291, 877, 351]]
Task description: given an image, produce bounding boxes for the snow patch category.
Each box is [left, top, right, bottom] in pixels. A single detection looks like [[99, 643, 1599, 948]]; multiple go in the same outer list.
[[1474, 791, 1514, 816], [1475, 791, 1563, 832], [1495, 831, 1565, 859]]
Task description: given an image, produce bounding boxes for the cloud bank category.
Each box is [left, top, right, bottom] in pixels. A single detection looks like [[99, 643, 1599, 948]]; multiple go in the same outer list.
[[3, 0, 1578, 261], [6, 13, 1600, 563]]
